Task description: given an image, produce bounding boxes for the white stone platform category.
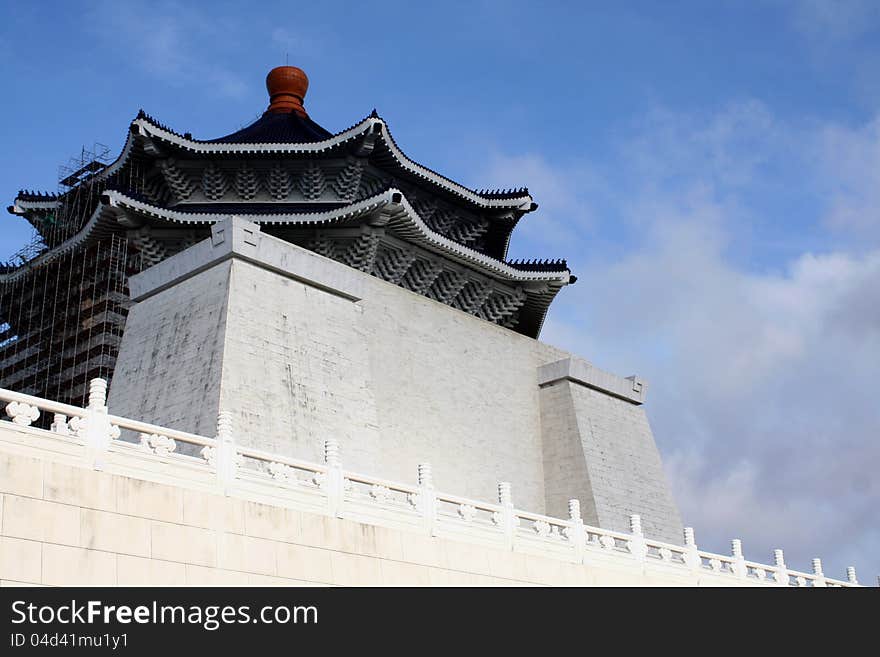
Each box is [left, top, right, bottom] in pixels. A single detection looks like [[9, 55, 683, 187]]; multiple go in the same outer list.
[[0, 382, 860, 587]]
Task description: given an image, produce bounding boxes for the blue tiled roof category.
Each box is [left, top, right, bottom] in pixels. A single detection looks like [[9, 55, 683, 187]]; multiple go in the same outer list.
[[203, 111, 332, 144]]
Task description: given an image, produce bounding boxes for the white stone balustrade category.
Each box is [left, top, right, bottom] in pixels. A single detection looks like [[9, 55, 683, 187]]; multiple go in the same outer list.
[[417, 462, 437, 535], [731, 539, 748, 579], [683, 527, 701, 570], [773, 549, 789, 585], [50, 413, 69, 435], [812, 558, 827, 588], [5, 401, 39, 426], [846, 566, 858, 585], [322, 438, 345, 518], [0, 380, 866, 588], [629, 514, 648, 562]]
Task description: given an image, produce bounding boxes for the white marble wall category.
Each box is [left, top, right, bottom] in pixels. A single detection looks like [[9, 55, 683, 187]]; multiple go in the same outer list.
[[108, 217, 682, 539], [540, 373, 683, 543], [0, 445, 780, 587]]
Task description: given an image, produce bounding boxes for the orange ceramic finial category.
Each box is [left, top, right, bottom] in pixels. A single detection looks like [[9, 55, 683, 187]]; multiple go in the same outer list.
[[265, 66, 309, 116]]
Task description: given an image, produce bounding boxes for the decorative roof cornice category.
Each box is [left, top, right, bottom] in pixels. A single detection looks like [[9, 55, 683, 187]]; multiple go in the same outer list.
[[15, 190, 59, 203], [372, 116, 532, 205], [507, 258, 570, 273], [109, 188, 386, 225], [9, 194, 59, 215], [389, 191, 568, 283], [103, 189, 571, 285], [130, 112, 534, 210]]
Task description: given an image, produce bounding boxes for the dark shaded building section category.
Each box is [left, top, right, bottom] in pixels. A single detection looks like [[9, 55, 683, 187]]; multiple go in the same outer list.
[[0, 237, 140, 406], [1, 144, 147, 406]]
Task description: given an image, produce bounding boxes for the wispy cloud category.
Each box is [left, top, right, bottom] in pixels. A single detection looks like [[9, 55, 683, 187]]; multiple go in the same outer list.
[[479, 152, 601, 256], [480, 101, 880, 579], [817, 117, 880, 239], [782, 0, 880, 106], [788, 0, 880, 42], [84, 0, 251, 99]]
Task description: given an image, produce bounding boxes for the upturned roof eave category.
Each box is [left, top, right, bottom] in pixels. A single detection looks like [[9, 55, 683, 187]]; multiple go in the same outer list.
[[132, 113, 535, 211], [9, 111, 537, 228], [0, 188, 571, 339], [9, 197, 59, 215], [0, 201, 111, 283], [103, 189, 571, 285], [2, 188, 570, 285]]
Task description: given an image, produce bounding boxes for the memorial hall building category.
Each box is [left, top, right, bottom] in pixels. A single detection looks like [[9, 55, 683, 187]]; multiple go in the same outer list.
[[0, 67, 860, 587]]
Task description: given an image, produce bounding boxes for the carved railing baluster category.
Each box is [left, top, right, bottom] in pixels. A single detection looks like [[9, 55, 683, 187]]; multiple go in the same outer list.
[[5, 401, 39, 426]]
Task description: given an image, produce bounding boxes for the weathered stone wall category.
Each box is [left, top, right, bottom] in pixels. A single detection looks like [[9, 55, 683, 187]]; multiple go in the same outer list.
[[539, 368, 682, 542], [220, 259, 382, 469], [357, 264, 565, 509], [108, 261, 232, 439], [108, 217, 682, 541]]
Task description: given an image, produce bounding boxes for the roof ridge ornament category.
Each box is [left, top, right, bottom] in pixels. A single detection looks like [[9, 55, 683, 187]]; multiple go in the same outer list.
[[265, 66, 310, 117]]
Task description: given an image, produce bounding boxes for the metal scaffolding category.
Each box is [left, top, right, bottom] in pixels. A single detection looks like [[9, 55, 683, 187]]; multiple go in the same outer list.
[[0, 236, 140, 407], [0, 144, 143, 407]]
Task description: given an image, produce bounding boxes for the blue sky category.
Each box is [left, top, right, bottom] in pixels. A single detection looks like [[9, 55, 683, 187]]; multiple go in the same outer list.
[[1, 1, 878, 582]]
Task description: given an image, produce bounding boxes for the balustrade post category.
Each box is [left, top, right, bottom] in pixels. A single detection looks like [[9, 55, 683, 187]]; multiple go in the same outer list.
[[214, 411, 237, 493], [773, 549, 790, 586], [683, 527, 701, 572], [628, 514, 648, 563], [417, 462, 436, 536], [83, 378, 117, 469], [567, 500, 586, 564], [497, 482, 516, 551], [846, 566, 858, 586], [50, 414, 69, 436], [811, 558, 826, 587], [323, 439, 345, 518], [731, 539, 748, 579]]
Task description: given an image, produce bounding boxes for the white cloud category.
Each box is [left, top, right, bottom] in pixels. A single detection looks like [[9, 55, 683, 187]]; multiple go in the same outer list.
[[481, 101, 880, 579], [789, 0, 880, 42], [623, 101, 783, 190], [783, 0, 880, 108], [818, 117, 880, 238], [85, 0, 250, 99]]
